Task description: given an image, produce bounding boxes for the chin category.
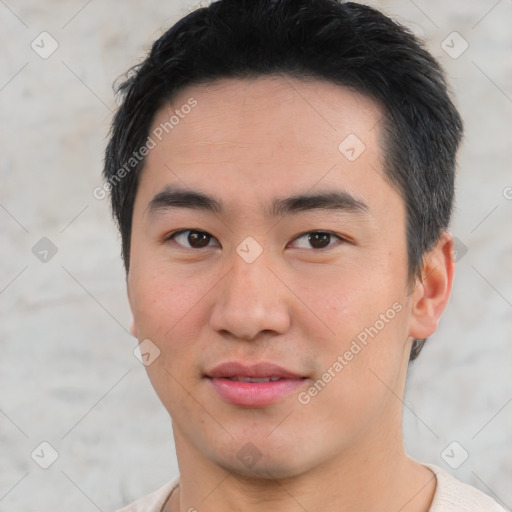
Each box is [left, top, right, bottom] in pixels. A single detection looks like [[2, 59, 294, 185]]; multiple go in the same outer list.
[[213, 446, 316, 481], [219, 460, 305, 481]]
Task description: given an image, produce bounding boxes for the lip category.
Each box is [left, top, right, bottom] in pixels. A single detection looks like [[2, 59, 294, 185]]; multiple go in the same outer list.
[[205, 361, 307, 407], [207, 361, 304, 380]]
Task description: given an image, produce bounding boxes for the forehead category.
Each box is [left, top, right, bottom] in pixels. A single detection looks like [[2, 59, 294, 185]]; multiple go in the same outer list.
[[153, 75, 383, 153], [138, 76, 390, 212]]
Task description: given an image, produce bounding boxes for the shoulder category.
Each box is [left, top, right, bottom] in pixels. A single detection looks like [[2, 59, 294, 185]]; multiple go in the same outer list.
[[114, 467, 506, 512], [115, 476, 179, 512], [426, 464, 506, 512]]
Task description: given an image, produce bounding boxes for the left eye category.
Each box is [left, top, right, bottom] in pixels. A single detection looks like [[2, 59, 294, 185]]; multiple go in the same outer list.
[[289, 231, 344, 250]]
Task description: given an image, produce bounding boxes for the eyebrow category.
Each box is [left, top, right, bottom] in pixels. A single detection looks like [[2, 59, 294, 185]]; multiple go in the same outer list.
[[147, 184, 368, 218]]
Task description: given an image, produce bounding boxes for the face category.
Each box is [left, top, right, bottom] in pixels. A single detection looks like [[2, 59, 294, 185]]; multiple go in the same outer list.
[[128, 76, 417, 478]]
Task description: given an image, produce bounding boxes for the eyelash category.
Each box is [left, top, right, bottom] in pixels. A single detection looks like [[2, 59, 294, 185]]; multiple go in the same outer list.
[[165, 229, 347, 251]]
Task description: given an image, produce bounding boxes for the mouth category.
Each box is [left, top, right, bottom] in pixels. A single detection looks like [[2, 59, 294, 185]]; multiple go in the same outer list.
[[205, 361, 307, 407], [221, 376, 284, 382]]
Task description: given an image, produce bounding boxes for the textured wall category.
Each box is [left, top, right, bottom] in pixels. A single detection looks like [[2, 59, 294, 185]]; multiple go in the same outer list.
[[1, 1, 511, 510]]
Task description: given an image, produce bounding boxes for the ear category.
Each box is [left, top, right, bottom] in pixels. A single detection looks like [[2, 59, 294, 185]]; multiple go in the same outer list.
[[130, 319, 137, 338], [409, 231, 455, 339], [126, 280, 138, 339]]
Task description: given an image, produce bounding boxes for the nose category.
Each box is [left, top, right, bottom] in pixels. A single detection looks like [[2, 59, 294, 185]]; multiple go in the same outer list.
[[209, 248, 291, 341]]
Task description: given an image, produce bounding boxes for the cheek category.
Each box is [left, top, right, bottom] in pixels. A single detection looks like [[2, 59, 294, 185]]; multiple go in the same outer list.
[[129, 266, 205, 338], [129, 269, 209, 410], [128, 265, 216, 387], [301, 313, 408, 442], [300, 266, 398, 338], [301, 269, 409, 391]]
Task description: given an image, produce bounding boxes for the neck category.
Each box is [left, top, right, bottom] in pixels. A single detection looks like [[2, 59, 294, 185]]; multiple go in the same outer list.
[[166, 424, 436, 512]]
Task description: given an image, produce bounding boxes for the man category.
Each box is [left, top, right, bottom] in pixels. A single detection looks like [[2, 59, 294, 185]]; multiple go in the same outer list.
[[103, 0, 504, 510]]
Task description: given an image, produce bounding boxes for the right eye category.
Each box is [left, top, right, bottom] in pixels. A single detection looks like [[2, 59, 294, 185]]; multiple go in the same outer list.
[[166, 229, 220, 249]]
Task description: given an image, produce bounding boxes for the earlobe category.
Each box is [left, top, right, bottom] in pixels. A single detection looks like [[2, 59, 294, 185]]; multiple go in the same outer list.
[[126, 281, 138, 339], [409, 232, 455, 340], [130, 319, 137, 338]]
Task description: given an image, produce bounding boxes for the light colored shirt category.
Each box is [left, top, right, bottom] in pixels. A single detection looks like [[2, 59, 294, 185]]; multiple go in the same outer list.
[[116, 464, 506, 512]]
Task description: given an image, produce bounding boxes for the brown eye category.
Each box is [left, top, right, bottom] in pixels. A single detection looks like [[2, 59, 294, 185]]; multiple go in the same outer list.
[[308, 232, 331, 249], [290, 231, 343, 250], [188, 231, 211, 248], [170, 230, 217, 249]]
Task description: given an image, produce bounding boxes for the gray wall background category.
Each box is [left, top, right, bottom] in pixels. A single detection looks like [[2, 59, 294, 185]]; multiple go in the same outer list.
[[1, 0, 511, 510]]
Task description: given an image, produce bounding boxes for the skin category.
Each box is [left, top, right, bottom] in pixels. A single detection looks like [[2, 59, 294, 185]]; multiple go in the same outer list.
[[127, 76, 454, 512]]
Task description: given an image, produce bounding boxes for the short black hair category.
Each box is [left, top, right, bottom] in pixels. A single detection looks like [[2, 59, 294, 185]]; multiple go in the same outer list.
[[103, 0, 463, 360]]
